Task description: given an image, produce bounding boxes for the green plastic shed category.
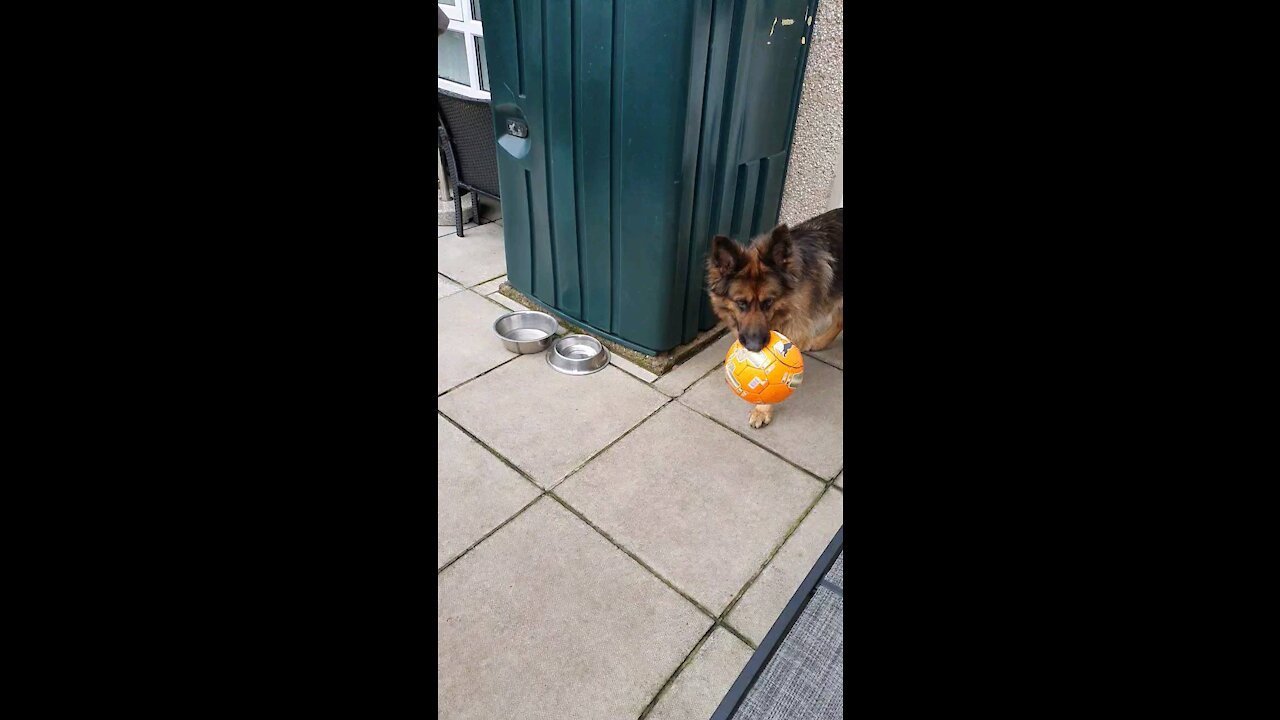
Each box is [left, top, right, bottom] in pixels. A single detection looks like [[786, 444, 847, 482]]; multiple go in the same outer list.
[[481, 0, 818, 355]]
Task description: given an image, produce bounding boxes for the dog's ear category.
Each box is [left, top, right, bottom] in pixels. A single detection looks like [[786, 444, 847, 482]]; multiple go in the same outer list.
[[759, 224, 797, 277], [708, 235, 744, 290]]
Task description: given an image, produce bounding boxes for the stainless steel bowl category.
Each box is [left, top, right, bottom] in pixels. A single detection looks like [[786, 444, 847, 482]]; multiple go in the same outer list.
[[546, 334, 610, 375], [493, 311, 559, 354]]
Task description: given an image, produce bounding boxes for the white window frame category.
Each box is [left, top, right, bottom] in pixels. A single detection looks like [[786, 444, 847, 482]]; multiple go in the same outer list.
[[438, 2, 490, 101], [438, 1, 464, 23]]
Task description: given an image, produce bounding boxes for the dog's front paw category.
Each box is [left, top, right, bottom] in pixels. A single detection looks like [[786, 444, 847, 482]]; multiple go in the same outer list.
[[748, 406, 772, 428]]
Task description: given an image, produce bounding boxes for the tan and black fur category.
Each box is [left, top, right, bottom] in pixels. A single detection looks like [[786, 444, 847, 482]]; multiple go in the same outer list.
[[706, 208, 843, 428]]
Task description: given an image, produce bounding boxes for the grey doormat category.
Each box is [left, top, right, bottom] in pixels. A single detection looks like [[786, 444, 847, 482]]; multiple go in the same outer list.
[[734, 558, 843, 719], [712, 529, 844, 720]]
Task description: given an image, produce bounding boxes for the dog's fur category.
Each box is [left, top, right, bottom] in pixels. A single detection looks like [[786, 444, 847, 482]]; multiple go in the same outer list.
[[706, 208, 843, 428]]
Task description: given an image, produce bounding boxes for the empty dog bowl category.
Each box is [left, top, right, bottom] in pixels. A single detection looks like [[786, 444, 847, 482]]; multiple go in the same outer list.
[[494, 311, 559, 354], [547, 334, 610, 375]]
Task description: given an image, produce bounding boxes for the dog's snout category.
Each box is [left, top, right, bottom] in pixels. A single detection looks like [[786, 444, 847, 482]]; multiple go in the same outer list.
[[740, 330, 769, 352]]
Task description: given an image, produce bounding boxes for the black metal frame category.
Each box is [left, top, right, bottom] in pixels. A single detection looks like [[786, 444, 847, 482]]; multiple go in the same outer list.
[[709, 525, 844, 720], [437, 115, 499, 238]]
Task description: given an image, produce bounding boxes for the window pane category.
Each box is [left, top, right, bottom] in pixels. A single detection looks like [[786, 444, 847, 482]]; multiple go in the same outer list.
[[476, 37, 489, 91], [438, 31, 469, 84], [471, 0, 482, 21], [438, 0, 456, 6]]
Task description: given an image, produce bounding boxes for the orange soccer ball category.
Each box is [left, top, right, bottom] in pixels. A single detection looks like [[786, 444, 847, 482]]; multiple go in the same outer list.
[[723, 331, 805, 404]]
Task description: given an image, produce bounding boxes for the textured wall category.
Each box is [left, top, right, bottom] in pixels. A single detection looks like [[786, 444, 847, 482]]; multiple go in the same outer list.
[[778, 0, 843, 227]]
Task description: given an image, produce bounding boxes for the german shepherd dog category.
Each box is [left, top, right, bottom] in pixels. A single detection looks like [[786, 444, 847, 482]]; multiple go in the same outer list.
[[706, 208, 842, 428]]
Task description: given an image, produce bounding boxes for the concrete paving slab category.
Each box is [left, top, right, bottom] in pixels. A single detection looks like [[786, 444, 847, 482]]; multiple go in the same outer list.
[[557, 403, 823, 614], [437, 415, 540, 568], [727, 489, 843, 645], [647, 628, 753, 720], [437, 222, 507, 287], [610, 353, 659, 383], [438, 274, 465, 299], [488, 292, 525, 313], [473, 275, 507, 295], [654, 333, 736, 397], [438, 221, 479, 238], [680, 356, 843, 479], [810, 331, 843, 369], [437, 290, 518, 394], [437, 356, 668, 488], [437, 498, 710, 720]]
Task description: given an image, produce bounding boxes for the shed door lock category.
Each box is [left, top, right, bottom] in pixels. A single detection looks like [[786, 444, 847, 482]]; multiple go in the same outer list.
[[506, 119, 529, 138]]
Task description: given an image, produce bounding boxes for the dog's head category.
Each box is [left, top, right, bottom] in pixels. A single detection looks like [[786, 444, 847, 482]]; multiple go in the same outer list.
[[706, 224, 800, 352]]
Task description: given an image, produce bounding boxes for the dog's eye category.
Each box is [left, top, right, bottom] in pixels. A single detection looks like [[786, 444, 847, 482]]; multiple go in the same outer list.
[[761, 299, 773, 311], [735, 301, 748, 311]]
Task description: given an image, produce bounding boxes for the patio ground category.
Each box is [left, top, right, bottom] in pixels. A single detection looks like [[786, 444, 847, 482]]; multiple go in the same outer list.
[[438, 210, 843, 720]]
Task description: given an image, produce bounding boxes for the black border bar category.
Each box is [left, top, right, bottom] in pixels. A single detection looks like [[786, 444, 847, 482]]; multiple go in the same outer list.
[[709, 525, 844, 720]]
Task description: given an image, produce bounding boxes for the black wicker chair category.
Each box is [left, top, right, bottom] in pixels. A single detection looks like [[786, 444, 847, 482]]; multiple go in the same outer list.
[[437, 89, 501, 237]]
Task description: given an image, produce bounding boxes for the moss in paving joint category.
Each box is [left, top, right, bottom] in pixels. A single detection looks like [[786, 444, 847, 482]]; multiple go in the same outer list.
[[715, 484, 833, 630], [472, 272, 507, 287], [547, 492, 721, 621], [715, 619, 757, 651], [635, 619, 756, 719], [498, 283, 727, 377], [552, 397, 675, 489], [676, 401, 828, 486], [635, 621, 719, 720], [437, 493, 548, 575], [437, 351, 524, 399], [438, 410, 544, 493], [436, 410, 551, 574]]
